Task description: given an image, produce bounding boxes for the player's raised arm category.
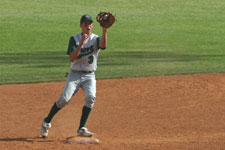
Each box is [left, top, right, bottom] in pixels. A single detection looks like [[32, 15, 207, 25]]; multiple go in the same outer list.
[[96, 12, 115, 49], [99, 28, 107, 49]]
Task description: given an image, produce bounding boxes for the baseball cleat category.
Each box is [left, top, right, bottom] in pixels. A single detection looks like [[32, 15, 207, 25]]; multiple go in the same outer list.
[[40, 118, 51, 138], [77, 127, 93, 137]]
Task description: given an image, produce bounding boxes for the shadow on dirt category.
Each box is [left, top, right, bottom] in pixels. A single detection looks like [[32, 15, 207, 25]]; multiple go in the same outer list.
[[0, 136, 65, 143]]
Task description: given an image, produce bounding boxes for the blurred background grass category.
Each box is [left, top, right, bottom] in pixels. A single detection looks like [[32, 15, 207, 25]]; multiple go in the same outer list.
[[0, 0, 225, 84]]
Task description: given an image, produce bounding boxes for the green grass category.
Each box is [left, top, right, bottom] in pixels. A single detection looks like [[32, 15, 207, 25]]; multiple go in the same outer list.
[[1, 0, 225, 84]]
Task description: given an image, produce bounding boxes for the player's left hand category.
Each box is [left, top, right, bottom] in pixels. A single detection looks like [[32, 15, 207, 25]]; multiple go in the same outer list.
[[96, 12, 115, 28]]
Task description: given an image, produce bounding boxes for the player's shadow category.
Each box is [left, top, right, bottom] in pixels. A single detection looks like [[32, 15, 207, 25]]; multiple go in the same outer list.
[[0, 136, 64, 143]]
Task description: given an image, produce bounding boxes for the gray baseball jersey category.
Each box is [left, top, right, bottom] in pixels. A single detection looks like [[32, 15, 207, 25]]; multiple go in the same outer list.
[[67, 33, 105, 72]]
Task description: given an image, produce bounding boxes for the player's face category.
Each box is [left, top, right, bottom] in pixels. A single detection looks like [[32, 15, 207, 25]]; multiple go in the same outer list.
[[81, 21, 93, 35]]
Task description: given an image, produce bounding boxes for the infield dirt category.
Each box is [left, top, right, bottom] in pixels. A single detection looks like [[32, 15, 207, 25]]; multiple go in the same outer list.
[[0, 73, 225, 150]]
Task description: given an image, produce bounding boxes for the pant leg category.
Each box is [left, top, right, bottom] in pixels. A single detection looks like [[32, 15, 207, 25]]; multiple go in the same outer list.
[[81, 73, 96, 108], [56, 71, 81, 108]]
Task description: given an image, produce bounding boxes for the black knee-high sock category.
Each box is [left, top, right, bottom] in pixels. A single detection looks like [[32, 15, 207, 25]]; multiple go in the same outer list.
[[79, 106, 92, 129], [45, 103, 61, 123]]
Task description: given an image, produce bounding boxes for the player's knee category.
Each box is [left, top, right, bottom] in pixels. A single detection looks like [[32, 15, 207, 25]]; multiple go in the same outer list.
[[56, 97, 70, 108], [84, 95, 96, 108]]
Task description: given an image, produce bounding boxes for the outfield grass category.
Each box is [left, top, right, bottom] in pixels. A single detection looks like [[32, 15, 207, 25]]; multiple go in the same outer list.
[[0, 0, 225, 84]]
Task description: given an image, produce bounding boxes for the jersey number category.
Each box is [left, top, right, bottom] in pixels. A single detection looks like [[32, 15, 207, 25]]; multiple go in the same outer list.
[[88, 56, 94, 64]]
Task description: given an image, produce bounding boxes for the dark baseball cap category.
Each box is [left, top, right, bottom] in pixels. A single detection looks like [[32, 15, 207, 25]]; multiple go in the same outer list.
[[80, 14, 93, 24]]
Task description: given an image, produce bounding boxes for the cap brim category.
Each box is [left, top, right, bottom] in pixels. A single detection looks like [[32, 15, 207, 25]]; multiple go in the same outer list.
[[81, 19, 93, 24]]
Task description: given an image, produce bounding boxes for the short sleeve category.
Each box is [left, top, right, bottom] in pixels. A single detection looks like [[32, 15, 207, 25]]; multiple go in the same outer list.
[[67, 36, 77, 55]]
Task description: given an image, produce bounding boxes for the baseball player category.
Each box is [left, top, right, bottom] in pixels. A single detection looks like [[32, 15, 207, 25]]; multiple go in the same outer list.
[[40, 14, 108, 138]]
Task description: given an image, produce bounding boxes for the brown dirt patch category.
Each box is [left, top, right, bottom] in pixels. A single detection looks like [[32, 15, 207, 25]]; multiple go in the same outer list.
[[0, 73, 225, 150]]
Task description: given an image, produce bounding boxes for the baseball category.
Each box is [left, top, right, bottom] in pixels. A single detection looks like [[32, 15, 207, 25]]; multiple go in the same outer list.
[[103, 14, 108, 20]]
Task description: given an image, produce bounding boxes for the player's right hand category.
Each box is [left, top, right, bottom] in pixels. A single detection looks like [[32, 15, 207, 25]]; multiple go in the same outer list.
[[81, 33, 89, 44]]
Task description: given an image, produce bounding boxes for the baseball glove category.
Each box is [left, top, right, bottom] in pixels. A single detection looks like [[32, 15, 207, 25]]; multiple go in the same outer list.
[[96, 12, 115, 28]]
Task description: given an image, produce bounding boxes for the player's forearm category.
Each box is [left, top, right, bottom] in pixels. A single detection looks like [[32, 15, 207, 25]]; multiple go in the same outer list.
[[99, 28, 107, 48], [69, 44, 83, 62], [70, 33, 89, 62]]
